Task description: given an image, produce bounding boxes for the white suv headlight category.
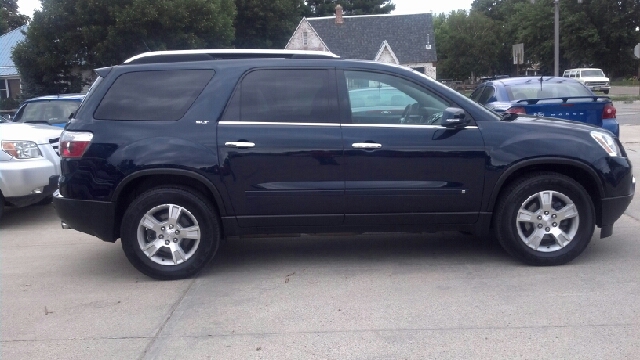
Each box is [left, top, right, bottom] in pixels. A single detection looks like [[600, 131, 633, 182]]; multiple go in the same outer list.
[[590, 131, 620, 157], [1, 141, 43, 159]]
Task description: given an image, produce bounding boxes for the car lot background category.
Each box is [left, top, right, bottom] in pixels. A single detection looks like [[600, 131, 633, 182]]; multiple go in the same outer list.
[[2, 101, 639, 359]]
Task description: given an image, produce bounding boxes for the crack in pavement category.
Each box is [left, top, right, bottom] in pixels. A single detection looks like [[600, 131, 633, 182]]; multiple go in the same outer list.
[[138, 277, 197, 360]]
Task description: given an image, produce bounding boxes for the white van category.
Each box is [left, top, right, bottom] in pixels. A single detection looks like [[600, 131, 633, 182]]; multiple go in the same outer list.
[[562, 68, 610, 94]]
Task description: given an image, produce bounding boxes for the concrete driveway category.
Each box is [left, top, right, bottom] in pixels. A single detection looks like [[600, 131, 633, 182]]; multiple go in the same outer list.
[[2, 129, 640, 359]]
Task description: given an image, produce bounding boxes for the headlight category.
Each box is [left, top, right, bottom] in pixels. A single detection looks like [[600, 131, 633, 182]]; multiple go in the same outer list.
[[1, 141, 43, 159], [590, 131, 620, 157]]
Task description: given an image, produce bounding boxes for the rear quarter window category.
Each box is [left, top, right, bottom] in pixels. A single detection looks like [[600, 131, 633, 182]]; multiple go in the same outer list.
[[94, 69, 215, 121]]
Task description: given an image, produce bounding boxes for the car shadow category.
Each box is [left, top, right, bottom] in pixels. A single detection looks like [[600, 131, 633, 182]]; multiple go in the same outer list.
[[201, 232, 512, 277]]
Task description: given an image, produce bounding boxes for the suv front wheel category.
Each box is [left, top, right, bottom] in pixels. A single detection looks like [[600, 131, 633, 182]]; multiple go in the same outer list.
[[121, 186, 220, 280], [495, 173, 595, 265]]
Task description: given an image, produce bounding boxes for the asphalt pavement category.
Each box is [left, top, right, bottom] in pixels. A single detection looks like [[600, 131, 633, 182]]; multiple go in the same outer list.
[[2, 119, 640, 359]]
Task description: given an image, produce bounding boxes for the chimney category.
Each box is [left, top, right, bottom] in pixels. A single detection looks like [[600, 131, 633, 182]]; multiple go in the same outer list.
[[335, 5, 344, 24]]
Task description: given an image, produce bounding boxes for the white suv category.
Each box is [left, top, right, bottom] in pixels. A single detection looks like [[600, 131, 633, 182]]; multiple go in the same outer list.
[[562, 68, 610, 94], [0, 119, 62, 219]]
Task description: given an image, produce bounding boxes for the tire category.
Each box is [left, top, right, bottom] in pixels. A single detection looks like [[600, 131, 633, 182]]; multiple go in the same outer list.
[[603, 90, 609, 95], [0, 195, 4, 220], [34, 196, 53, 206], [120, 186, 220, 280], [495, 172, 595, 266]]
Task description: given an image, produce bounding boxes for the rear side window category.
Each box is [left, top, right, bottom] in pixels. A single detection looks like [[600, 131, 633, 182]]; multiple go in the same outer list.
[[94, 70, 214, 121], [477, 86, 495, 104], [223, 69, 336, 123]]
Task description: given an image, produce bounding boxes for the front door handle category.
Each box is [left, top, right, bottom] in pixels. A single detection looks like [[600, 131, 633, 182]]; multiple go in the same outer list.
[[225, 141, 256, 148], [352, 142, 382, 149]]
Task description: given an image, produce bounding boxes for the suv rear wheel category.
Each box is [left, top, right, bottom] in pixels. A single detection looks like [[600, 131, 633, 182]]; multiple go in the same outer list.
[[495, 173, 595, 265], [120, 186, 220, 280]]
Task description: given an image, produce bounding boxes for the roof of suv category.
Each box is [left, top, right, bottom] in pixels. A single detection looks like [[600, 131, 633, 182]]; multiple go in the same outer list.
[[124, 49, 340, 65], [23, 94, 85, 102]]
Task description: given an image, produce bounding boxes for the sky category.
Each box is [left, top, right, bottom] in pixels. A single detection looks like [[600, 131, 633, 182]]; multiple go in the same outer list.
[[17, 0, 473, 17]]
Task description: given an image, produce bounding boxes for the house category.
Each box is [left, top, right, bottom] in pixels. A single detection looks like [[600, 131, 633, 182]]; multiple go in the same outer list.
[[285, 6, 437, 78], [0, 25, 27, 100]]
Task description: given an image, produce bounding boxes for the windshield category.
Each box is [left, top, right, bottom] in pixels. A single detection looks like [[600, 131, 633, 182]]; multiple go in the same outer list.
[[13, 100, 81, 125], [580, 69, 605, 77], [506, 82, 592, 100]]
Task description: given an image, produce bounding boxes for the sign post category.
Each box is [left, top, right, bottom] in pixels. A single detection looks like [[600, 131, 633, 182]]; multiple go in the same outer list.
[[635, 43, 640, 96]]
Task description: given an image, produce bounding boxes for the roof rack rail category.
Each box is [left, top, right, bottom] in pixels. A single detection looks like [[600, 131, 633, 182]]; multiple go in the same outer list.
[[124, 49, 340, 65]]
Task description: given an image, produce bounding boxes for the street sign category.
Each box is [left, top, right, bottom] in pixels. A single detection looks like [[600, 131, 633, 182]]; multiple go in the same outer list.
[[634, 43, 640, 59], [513, 43, 524, 65]]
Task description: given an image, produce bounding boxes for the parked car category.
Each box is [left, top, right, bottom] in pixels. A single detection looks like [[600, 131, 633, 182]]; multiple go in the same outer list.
[[12, 94, 84, 128], [0, 122, 62, 219], [53, 50, 634, 280], [562, 68, 610, 94], [470, 77, 619, 137]]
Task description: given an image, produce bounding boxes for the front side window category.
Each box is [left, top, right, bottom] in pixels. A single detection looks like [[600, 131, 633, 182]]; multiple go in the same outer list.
[[94, 69, 214, 121], [343, 70, 449, 125], [223, 69, 336, 123]]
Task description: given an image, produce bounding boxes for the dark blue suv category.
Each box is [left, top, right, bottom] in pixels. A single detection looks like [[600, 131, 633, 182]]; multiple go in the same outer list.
[[53, 50, 635, 279]]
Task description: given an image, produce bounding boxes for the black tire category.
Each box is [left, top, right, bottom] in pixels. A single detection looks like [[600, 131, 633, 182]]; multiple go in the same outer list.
[[34, 196, 53, 206], [603, 90, 609, 95], [0, 195, 4, 220], [495, 172, 595, 266], [121, 186, 220, 280]]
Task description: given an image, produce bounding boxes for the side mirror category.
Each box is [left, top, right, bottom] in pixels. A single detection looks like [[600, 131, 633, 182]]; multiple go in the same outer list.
[[441, 107, 469, 128]]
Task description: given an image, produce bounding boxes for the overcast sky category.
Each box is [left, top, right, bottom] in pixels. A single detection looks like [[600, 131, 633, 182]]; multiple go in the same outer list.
[[17, 0, 473, 17]]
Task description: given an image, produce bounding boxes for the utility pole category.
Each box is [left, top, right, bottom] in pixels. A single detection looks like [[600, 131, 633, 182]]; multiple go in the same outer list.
[[554, 0, 559, 77], [532, 0, 582, 77]]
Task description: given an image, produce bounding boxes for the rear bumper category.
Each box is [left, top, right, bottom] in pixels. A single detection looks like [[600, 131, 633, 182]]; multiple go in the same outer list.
[[52, 190, 117, 242]]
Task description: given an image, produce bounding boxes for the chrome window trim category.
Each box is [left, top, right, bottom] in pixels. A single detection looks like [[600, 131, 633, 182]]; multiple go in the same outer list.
[[219, 121, 340, 127], [218, 121, 479, 129]]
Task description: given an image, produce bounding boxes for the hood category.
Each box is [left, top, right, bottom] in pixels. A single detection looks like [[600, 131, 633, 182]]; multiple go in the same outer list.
[[0, 122, 63, 144], [509, 114, 607, 133]]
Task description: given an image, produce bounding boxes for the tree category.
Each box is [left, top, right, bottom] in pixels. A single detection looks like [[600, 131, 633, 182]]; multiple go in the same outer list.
[[1, 0, 29, 34], [234, 0, 306, 49], [434, 10, 502, 80], [12, 0, 236, 97], [304, 0, 395, 17]]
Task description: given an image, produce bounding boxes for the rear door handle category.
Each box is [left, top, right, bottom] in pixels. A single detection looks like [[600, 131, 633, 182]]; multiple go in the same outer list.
[[352, 142, 382, 149], [225, 141, 256, 148]]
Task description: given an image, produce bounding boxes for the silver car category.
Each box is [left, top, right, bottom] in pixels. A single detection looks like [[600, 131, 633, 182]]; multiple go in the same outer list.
[[0, 122, 62, 219]]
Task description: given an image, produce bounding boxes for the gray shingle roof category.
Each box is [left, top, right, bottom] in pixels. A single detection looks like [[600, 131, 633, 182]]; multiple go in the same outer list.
[[0, 25, 27, 77], [307, 13, 436, 64]]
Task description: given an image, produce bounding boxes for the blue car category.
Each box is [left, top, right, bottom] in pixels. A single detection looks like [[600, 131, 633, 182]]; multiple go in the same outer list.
[[470, 77, 619, 137], [12, 94, 85, 128]]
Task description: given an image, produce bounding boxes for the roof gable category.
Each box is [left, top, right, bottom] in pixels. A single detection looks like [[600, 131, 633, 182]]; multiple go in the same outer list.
[[306, 13, 436, 64], [0, 25, 27, 77]]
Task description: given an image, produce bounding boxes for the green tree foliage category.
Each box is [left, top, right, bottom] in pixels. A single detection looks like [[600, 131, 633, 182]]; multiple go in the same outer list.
[[12, 0, 236, 96], [304, 0, 395, 17], [434, 10, 502, 80], [1, 0, 29, 34], [234, 0, 306, 48], [437, 0, 640, 80]]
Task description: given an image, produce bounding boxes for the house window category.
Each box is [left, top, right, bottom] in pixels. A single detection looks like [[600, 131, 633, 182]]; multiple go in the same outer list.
[[303, 31, 308, 46], [0, 80, 8, 99]]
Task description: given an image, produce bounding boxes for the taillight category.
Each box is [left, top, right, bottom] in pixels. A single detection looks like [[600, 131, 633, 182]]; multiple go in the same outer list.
[[60, 131, 93, 158], [602, 103, 616, 119], [506, 106, 526, 114]]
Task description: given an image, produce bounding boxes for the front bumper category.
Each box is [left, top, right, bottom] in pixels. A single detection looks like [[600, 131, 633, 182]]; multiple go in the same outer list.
[[53, 190, 117, 242], [0, 157, 59, 198], [599, 176, 635, 238], [587, 85, 610, 92], [4, 175, 59, 207]]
